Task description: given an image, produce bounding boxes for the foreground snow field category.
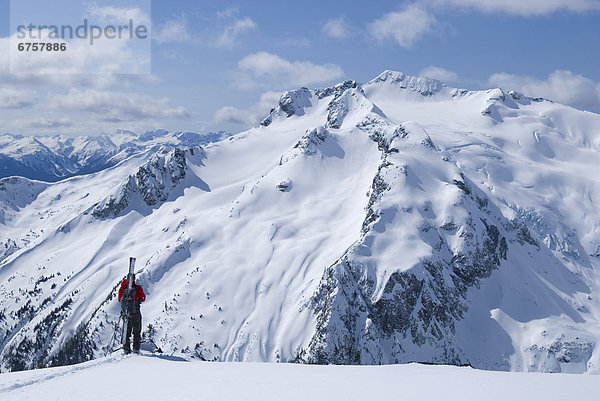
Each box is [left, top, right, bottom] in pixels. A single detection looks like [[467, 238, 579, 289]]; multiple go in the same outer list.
[[0, 355, 598, 401]]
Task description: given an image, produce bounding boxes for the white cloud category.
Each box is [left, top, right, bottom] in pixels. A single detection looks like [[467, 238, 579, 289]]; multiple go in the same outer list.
[[21, 116, 73, 128], [216, 17, 258, 48], [368, 5, 437, 47], [234, 51, 344, 90], [425, 0, 600, 16], [87, 4, 151, 26], [0, 88, 37, 108], [488, 70, 600, 113], [213, 106, 253, 126], [49, 89, 190, 122], [213, 8, 258, 48], [214, 91, 282, 126], [257, 91, 283, 111], [323, 16, 351, 39], [154, 17, 192, 44], [419, 66, 459, 82]]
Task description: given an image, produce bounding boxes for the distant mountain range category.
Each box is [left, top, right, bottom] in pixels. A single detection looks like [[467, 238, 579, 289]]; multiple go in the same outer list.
[[0, 130, 228, 182], [1, 71, 599, 373]]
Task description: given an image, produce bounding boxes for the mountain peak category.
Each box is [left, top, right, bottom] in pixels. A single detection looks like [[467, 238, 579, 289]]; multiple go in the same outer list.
[[368, 70, 446, 96]]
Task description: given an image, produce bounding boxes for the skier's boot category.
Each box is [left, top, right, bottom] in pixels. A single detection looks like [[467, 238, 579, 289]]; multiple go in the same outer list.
[[123, 342, 131, 355]]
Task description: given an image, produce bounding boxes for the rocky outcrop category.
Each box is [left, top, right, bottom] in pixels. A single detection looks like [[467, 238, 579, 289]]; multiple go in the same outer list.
[[261, 80, 362, 128], [315, 80, 358, 100], [261, 88, 313, 126], [279, 126, 344, 165], [92, 148, 189, 218], [481, 88, 551, 123]]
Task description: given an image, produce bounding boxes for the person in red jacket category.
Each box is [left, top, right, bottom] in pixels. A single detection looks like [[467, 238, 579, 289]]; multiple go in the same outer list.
[[118, 274, 146, 354]]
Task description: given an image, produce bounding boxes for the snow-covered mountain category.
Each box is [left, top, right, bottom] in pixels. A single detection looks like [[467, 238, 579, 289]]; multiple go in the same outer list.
[[0, 130, 227, 182], [1, 70, 599, 373]]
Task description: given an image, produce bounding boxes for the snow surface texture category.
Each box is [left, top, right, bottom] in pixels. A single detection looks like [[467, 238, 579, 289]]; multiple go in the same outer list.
[[1, 354, 599, 401], [1, 71, 599, 373]]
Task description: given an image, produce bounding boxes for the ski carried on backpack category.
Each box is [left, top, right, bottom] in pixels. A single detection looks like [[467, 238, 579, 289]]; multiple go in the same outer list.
[[120, 257, 136, 345]]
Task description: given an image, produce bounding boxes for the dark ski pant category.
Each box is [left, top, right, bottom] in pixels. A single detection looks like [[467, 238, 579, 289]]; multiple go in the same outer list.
[[124, 311, 142, 351]]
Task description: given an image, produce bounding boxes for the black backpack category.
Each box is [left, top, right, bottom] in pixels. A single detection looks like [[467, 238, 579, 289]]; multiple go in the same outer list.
[[121, 286, 136, 315]]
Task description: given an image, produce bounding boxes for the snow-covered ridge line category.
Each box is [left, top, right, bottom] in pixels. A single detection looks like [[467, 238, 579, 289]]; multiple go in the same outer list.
[[260, 70, 561, 131]]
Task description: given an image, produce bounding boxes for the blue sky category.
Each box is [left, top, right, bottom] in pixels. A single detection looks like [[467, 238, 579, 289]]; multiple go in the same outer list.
[[1, 0, 599, 135]]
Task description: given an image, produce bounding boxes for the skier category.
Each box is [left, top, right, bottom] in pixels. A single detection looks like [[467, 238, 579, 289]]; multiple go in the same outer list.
[[118, 274, 146, 354]]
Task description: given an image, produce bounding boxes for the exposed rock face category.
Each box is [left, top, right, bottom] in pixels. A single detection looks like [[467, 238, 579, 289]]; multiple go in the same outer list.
[[92, 148, 189, 218], [261, 81, 363, 128], [326, 87, 385, 129], [278, 126, 344, 165], [293, 127, 330, 155], [276, 179, 292, 192], [261, 88, 313, 126], [315, 80, 358, 99]]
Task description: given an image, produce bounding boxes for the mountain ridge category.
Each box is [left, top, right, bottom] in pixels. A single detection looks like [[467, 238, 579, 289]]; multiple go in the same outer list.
[[0, 130, 228, 182], [0, 71, 599, 373]]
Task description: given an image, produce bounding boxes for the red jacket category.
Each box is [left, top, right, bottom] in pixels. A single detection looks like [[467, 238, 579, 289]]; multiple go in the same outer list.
[[118, 279, 146, 303]]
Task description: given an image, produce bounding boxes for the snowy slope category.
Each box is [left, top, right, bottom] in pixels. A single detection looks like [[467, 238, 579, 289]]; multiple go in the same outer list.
[[0, 71, 599, 373], [1, 355, 599, 401], [0, 130, 227, 182]]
